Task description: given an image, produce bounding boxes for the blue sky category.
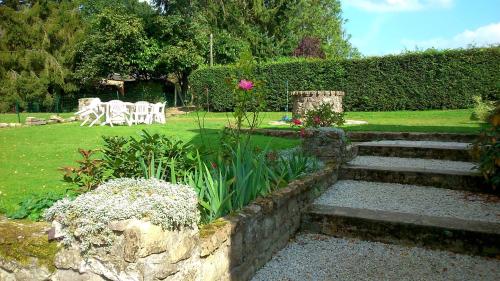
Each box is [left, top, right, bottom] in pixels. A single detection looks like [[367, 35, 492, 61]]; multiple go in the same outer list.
[[341, 0, 500, 55]]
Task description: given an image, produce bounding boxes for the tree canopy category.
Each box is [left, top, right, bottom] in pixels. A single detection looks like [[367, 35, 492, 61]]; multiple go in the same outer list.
[[0, 0, 357, 112]]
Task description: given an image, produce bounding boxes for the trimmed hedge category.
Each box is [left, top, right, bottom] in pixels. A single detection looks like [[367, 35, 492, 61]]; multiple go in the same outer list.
[[189, 47, 500, 112]]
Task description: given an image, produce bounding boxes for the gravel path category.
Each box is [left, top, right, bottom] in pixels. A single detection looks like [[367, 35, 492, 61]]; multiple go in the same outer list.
[[252, 234, 500, 281], [314, 180, 500, 223], [347, 156, 477, 172], [358, 140, 471, 149]]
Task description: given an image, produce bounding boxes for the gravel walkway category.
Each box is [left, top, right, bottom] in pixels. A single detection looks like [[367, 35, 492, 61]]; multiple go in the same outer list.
[[314, 180, 500, 223], [358, 140, 471, 149], [252, 234, 500, 281], [347, 156, 477, 172]]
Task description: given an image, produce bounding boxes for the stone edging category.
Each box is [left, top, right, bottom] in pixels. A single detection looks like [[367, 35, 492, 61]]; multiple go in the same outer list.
[[239, 128, 479, 143]]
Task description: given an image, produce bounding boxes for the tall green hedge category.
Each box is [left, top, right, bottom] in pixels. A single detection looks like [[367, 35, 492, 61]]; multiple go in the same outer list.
[[189, 47, 500, 112]]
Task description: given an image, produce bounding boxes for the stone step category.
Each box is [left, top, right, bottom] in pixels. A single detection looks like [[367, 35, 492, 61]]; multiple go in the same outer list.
[[347, 131, 478, 143], [303, 180, 500, 257], [340, 156, 486, 192], [252, 234, 500, 281], [355, 140, 473, 161]]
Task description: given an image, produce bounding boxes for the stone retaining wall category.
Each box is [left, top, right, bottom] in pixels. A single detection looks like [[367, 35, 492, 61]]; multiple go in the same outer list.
[[0, 165, 338, 281]]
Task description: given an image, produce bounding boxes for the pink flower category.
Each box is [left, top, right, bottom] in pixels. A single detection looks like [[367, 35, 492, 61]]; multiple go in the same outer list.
[[238, 79, 254, 91], [292, 118, 302, 125], [313, 116, 321, 124]]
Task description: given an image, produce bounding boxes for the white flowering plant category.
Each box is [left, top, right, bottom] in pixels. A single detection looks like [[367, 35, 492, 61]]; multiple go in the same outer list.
[[44, 178, 200, 253]]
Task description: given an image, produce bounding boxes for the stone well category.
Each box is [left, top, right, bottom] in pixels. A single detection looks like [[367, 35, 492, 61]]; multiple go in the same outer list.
[[291, 90, 345, 117]]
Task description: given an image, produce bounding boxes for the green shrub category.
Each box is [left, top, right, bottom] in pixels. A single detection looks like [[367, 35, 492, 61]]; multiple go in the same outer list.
[[7, 192, 74, 221], [102, 130, 196, 181], [61, 130, 197, 193], [470, 95, 495, 121], [303, 103, 345, 128], [174, 144, 320, 223], [190, 47, 500, 112], [60, 149, 110, 193], [472, 104, 500, 192]]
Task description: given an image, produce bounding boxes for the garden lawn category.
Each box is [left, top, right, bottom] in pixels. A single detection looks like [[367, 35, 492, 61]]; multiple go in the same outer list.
[[0, 109, 483, 214], [0, 113, 74, 123], [0, 112, 298, 214], [262, 109, 484, 134]]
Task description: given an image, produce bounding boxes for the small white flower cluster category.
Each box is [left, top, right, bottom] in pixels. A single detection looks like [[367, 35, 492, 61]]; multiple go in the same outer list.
[[45, 178, 200, 253]]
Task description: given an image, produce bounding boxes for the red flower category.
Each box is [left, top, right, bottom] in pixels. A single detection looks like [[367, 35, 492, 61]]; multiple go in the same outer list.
[[313, 116, 321, 124], [299, 128, 306, 138], [210, 162, 217, 169], [292, 118, 302, 125]]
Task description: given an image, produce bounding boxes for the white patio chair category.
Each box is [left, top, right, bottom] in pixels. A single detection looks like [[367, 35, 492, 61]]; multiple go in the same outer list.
[[75, 98, 102, 127], [132, 101, 152, 125], [151, 102, 166, 124], [101, 100, 132, 127]]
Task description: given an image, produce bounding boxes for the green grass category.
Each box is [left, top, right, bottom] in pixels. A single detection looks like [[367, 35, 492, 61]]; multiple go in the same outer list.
[[0, 109, 483, 214], [0, 113, 74, 123], [263, 109, 484, 134], [0, 112, 298, 214]]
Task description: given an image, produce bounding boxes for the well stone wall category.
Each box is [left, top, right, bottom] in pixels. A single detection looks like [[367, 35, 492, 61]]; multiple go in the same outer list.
[[292, 90, 345, 117]]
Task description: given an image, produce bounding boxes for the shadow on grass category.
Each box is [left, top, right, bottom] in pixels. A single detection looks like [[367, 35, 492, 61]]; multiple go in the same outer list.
[[186, 128, 300, 152]]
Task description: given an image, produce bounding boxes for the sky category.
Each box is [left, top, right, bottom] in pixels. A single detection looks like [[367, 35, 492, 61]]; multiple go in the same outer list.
[[340, 0, 500, 56]]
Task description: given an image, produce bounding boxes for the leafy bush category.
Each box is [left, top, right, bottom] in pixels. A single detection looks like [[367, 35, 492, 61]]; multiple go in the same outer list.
[[62, 131, 197, 189], [45, 178, 199, 253], [190, 47, 500, 112], [179, 144, 319, 223], [102, 130, 196, 181], [470, 95, 495, 121], [271, 148, 321, 183], [60, 149, 110, 193], [303, 103, 345, 128], [8, 192, 74, 221], [472, 104, 500, 192]]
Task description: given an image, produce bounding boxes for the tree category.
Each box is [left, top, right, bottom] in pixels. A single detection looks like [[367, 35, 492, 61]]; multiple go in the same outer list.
[[74, 8, 159, 84], [151, 0, 209, 97], [0, 0, 84, 112], [293, 36, 326, 59]]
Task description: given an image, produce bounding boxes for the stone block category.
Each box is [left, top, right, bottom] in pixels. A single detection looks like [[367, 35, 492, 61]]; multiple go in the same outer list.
[[122, 220, 198, 263], [262, 217, 276, 238], [49, 115, 66, 123], [54, 246, 82, 270], [51, 269, 105, 281], [137, 253, 179, 280], [25, 117, 47, 126]]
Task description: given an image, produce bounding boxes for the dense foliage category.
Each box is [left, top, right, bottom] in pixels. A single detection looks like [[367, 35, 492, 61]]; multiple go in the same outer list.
[[55, 127, 319, 224], [61, 130, 196, 189], [303, 103, 345, 128], [0, 0, 357, 112], [0, 0, 84, 112], [472, 103, 500, 193], [190, 47, 500, 112]]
